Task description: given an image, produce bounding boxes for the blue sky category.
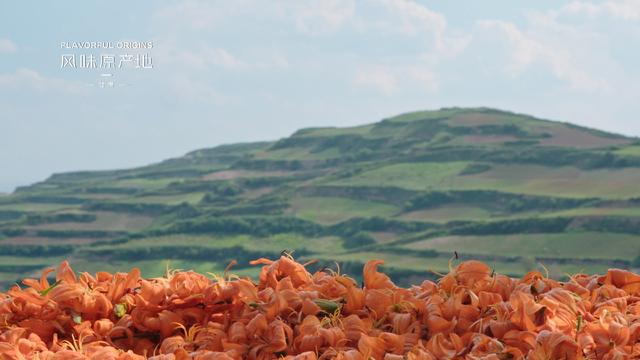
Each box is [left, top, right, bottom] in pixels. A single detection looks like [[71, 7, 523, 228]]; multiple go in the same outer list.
[[1, 1, 639, 192]]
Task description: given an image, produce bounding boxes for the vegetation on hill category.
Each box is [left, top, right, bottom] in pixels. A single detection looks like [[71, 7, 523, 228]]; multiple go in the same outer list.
[[2, 107, 640, 287]]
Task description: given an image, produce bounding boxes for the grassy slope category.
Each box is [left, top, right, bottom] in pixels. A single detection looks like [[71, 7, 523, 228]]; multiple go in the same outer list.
[[2, 107, 640, 287], [402, 232, 640, 260], [289, 197, 399, 224]]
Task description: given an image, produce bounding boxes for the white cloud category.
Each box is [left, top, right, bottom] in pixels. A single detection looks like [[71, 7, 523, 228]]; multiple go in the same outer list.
[[346, 1, 460, 97], [379, 0, 446, 35], [354, 65, 397, 95], [148, 1, 631, 121], [164, 46, 288, 72], [603, 0, 640, 20], [152, 1, 254, 31], [477, 20, 539, 73], [0, 38, 17, 53], [557, 0, 640, 20], [374, 0, 470, 57], [0, 68, 86, 94], [210, 48, 246, 70], [478, 19, 606, 92], [407, 66, 438, 93], [167, 74, 234, 105], [290, 0, 356, 35], [353, 64, 438, 95], [561, 1, 601, 17], [153, 0, 356, 36]]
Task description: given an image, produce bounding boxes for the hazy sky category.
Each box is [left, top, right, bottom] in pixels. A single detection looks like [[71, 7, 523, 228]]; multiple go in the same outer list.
[[1, 1, 639, 193]]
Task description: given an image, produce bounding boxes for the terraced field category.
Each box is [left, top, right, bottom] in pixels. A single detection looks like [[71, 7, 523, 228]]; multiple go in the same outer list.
[[2, 107, 640, 287]]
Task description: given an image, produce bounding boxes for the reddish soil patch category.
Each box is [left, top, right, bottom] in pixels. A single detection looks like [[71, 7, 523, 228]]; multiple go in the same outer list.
[[460, 135, 518, 145], [537, 126, 631, 148], [369, 232, 398, 244], [242, 187, 274, 199]]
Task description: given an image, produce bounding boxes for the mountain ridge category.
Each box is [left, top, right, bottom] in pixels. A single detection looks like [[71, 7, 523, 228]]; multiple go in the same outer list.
[[24, 107, 636, 193]]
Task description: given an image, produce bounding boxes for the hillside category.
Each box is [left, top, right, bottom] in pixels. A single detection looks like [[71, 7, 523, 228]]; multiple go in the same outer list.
[[2, 107, 640, 287]]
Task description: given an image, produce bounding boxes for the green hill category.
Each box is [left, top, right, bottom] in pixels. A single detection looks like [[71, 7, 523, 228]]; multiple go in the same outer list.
[[2, 107, 640, 287]]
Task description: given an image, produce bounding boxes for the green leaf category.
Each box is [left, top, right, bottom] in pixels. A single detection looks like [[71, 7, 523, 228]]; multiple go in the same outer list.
[[314, 299, 340, 314], [39, 280, 61, 296]]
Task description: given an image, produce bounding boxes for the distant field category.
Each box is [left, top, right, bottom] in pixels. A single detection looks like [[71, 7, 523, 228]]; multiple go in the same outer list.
[[402, 232, 640, 261], [202, 170, 291, 180], [92, 233, 345, 255], [118, 192, 205, 205], [0, 272, 21, 285], [68, 193, 129, 200], [0, 203, 81, 212], [332, 162, 640, 198], [398, 205, 492, 223], [111, 178, 181, 189], [65, 258, 260, 280], [310, 250, 615, 280], [2, 236, 105, 245], [540, 207, 640, 218], [26, 211, 153, 231], [0, 255, 67, 286], [255, 147, 341, 160], [369, 231, 398, 244], [289, 196, 399, 224], [0, 256, 59, 266], [452, 165, 640, 198], [0, 254, 261, 288], [308, 251, 542, 277], [241, 187, 275, 199], [454, 135, 518, 145], [445, 113, 629, 149], [330, 162, 469, 191], [615, 145, 640, 156]]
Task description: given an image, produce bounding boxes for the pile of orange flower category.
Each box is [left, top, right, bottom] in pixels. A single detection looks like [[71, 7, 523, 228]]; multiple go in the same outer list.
[[2, 257, 640, 359]]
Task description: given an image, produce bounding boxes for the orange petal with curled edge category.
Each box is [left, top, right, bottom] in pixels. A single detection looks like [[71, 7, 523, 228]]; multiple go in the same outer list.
[[509, 292, 544, 332], [22, 268, 54, 292], [55, 261, 77, 284], [246, 313, 268, 337], [343, 284, 365, 314], [358, 334, 385, 360], [319, 327, 346, 348], [425, 333, 464, 359], [379, 332, 404, 354], [8, 287, 48, 306], [284, 351, 318, 360], [528, 330, 580, 360], [300, 297, 321, 316], [342, 314, 369, 344], [228, 322, 247, 344], [363, 260, 395, 290], [266, 320, 292, 353], [93, 318, 114, 338], [249, 258, 274, 266], [335, 349, 364, 360], [17, 318, 56, 343], [454, 260, 491, 286]]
